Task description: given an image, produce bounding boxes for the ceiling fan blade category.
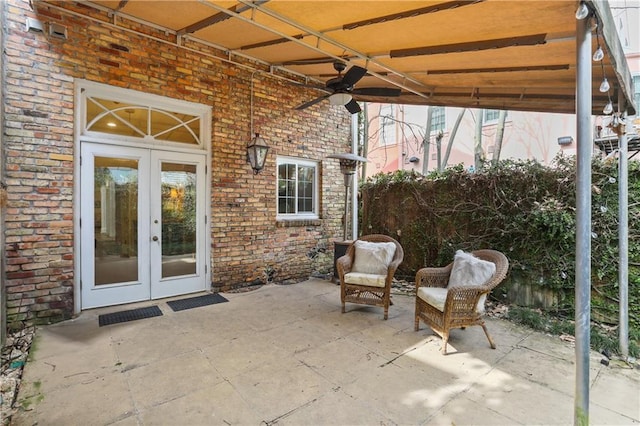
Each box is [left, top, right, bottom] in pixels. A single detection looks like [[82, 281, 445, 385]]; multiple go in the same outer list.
[[341, 66, 367, 87], [352, 87, 402, 97], [294, 94, 330, 110], [344, 99, 361, 114]]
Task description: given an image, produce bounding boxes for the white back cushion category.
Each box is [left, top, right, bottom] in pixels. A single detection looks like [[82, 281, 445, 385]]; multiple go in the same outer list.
[[351, 240, 396, 275], [448, 250, 496, 288]]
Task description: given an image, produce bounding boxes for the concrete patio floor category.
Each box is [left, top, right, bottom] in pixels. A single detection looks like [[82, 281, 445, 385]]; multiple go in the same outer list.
[[12, 278, 640, 425]]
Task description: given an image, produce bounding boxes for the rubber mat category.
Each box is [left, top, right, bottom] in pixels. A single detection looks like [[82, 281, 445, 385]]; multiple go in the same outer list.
[[98, 305, 163, 327], [167, 293, 228, 312]]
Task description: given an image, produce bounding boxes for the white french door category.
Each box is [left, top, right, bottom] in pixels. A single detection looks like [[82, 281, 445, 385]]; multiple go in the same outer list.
[[80, 143, 207, 309]]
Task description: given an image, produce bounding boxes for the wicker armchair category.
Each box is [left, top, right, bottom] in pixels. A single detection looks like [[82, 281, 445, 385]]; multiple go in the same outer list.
[[414, 249, 509, 354], [337, 234, 404, 320]]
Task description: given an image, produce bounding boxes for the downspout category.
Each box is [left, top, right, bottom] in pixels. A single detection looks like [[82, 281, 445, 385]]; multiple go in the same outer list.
[[0, 0, 6, 347], [617, 93, 629, 358], [351, 113, 359, 241], [574, 11, 592, 426]]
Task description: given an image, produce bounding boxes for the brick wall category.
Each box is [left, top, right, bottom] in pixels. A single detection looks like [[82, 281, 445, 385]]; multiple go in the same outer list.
[[1, 0, 349, 324]]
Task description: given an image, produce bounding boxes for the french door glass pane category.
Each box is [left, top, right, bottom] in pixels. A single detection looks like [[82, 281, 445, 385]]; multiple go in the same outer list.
[[94, 157, 139, 285], [161, 163, 197, 278]]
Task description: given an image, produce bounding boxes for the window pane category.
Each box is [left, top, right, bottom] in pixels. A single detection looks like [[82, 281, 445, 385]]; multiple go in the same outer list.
[[87, 99, 146, 137], [94, 156, 139, 285], [161, 163, 197, 278], [298, 198, 312, 213], [484, 109, 501, 122], [151, 110, 199, 144], [298, 181, 312, 198], [278, 163, 296, 214]]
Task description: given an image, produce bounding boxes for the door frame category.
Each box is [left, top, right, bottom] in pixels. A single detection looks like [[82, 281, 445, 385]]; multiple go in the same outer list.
[[149, 150, 208, 300], [73, 80, 212, 313]]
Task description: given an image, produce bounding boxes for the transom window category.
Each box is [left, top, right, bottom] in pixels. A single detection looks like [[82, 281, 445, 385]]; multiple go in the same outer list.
[[277, 157, 318, 220], [77, 80, 210, 148]]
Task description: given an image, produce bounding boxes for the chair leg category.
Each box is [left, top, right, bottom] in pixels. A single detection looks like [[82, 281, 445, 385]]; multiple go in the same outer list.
[[341, 302, 345, 314], [481, 322, 496, 349], [383, 292, 389, 320], [414, 316, 420, 331], [442, 331, 449, 355]]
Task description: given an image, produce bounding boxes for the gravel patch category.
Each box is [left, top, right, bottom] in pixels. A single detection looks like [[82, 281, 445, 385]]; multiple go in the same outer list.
[[1, 326, 35, 425]]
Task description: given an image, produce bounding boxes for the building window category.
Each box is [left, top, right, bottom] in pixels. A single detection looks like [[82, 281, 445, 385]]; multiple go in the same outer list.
[[633, 75, 640, 116], [379, 104, 396, 146], [483, 109, 502, 123], [277, 157, 318, 219], [430, 106, 445, 134], [79, 80, 209, 148]]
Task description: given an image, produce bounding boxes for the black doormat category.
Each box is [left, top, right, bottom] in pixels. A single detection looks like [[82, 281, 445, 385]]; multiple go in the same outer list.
[[98, 305, 163, 327], [167, 293, 228, 312]]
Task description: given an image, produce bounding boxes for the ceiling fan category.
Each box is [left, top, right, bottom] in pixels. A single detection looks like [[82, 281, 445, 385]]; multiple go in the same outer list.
[[294, 61, 401, 114]]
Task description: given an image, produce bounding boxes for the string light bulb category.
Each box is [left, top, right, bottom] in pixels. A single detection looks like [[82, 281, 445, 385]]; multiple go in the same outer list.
[[603, 100, 613, 115], [575, 2, 589, 20], [593, 46, 604, 61], [599, 77, 610, 93]]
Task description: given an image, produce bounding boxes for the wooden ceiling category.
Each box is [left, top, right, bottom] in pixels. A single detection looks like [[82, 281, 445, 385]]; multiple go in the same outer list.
[[46, 0, 637, 116]]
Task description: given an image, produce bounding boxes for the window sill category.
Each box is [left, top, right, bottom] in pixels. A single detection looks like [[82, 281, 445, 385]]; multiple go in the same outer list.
[[276, 219, 322, 228]]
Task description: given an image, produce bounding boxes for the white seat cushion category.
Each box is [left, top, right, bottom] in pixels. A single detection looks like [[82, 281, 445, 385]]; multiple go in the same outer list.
[[417, 287, 447, 311], [351, 240, 396, 275], [344, 272, 386, 288]]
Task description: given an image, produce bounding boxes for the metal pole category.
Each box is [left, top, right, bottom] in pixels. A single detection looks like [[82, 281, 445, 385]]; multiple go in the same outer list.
[[0, 0, 5, 348], [351, 114, 359, 241], [575, 14, 592, 426], [343, 176, 350, 242], [618, 105, 629, 358]]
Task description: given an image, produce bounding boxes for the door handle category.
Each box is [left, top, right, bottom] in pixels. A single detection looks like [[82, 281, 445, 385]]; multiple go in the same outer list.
[[152, 236, 159, 242]]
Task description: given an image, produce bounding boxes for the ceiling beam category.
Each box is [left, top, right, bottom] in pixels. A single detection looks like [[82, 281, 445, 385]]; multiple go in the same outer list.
[[390, 34, 548, 58], [240, 1, 486, 52], [343, 0, 484, 30], [201, 0, 432, 100], [178, 0, 269, 35], [425, 64, 571, 74], [241, 34, 304, 50]]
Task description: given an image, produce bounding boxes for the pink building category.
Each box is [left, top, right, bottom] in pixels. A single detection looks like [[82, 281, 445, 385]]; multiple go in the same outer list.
[[365, 3, 639, 177]]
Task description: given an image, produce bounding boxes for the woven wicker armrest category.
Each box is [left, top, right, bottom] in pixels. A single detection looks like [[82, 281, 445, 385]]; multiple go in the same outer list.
[[336, 254, 353, 278], [415, 264, 453, 289], [445, 284, 489, 300], [339, 234, 404, 320]]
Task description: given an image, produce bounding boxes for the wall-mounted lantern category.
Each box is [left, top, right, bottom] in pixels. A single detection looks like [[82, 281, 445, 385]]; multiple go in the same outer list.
[[247, 133, 270, 174]]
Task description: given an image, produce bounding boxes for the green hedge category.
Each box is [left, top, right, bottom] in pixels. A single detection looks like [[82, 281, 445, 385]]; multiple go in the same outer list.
[[360, 156, 640, 334]]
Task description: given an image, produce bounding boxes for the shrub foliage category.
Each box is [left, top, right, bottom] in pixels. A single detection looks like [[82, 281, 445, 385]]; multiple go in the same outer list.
[[360, 156, 640, 336]]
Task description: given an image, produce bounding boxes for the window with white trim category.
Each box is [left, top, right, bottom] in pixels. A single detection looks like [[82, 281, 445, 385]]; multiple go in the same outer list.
[[633, 75, 640, 117], [483, 109, 502, 123], [277, 157, 318, 219], [430, 106, 445, 134], [379, 104, 396, 146]]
